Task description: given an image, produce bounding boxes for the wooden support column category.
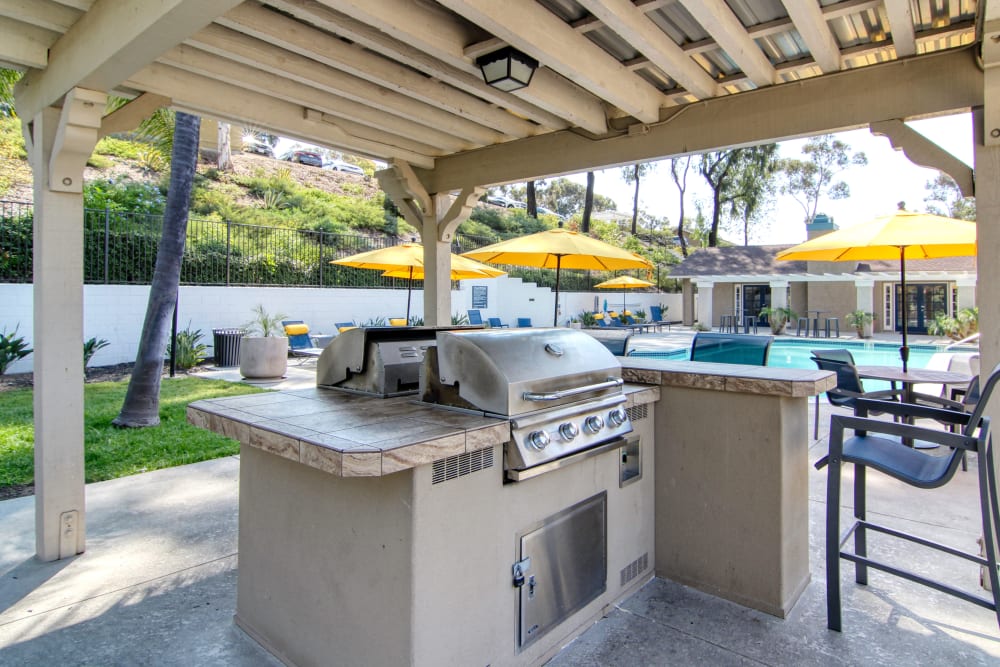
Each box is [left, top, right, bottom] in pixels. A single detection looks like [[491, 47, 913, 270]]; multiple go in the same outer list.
[[974, 107, 1000, 378], [377, 161, 482, 326], [25, 87, 105, 561]]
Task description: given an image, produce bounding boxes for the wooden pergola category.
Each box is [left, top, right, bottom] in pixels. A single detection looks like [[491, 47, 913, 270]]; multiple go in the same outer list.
[[3, 0, 997, 561]]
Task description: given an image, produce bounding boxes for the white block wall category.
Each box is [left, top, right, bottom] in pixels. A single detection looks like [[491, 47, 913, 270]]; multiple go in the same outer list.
[[0, 282, 682, 374]]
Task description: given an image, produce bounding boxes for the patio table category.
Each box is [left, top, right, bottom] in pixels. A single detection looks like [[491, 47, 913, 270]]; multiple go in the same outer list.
[[856, 364, 972, 448]]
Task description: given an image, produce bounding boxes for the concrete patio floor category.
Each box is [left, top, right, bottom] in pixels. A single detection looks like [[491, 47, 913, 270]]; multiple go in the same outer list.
[[2, 339, 997, 665]]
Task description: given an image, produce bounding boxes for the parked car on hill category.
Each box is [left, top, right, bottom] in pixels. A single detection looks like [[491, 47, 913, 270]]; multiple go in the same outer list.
[[323, 160, 365, 176], [280, 149, 323, 167], [242, 138, 274, 157]]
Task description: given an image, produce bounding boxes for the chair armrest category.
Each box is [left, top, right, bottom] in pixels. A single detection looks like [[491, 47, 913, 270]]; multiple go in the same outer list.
[[853, 397, 971, 427], [908, 391, 965, 411], [830, 413, 980, 452]]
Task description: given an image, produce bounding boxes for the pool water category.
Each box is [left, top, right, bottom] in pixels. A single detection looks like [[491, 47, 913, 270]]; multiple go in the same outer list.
[[630, 339, 977, 371]]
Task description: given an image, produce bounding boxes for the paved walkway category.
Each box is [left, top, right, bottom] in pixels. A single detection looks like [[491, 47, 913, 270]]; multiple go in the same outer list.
[[2, 344, 996, 665]]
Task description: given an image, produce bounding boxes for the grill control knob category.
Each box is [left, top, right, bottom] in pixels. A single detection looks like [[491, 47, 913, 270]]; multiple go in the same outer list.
[[559, 422, 580, 441], [583, 415, 605, 434], [527, 430, 550, 451], [608, 407, 628, 427]]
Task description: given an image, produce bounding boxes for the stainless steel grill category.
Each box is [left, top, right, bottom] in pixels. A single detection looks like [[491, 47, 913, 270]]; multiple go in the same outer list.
[[421, 328, 633, 480]]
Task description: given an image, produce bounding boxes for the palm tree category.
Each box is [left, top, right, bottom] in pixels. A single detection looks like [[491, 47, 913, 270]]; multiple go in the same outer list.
[[114, 111, 201, 427], [581, 172, 595, 233]]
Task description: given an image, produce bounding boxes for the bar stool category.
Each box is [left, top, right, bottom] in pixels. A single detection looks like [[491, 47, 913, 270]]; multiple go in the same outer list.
[[719, 314, 735, 333], [742, 315, 758, 334], [796, 317, 811, 337], [824, 317, 840, 338]]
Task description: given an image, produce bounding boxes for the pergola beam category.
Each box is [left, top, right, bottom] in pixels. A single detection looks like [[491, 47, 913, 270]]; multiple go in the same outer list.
[[98, 92, 171, 139], [677, 0, 776, 88], [869, 119, 974, 197], [780, 0, 842, 73], [0, 17, 55, 69], [417, 47, 982, 192], [884, 0, 917, 57], [15, 0, 242, 120]]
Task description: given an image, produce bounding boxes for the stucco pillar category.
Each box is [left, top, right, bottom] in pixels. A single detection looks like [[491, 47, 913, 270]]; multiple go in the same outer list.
[[25, 89, 105, 561], [769, 280, 789, 310], [853, 278, 875, 313], [682, 279, 695, 326], [422, 194, 452, 327], [975, 108, 1000, 379], [695, 280, 714, 328], [955, 277, 976, 313]]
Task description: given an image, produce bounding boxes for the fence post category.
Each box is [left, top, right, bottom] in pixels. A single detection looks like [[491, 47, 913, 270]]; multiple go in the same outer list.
[[318, 232, 324, 287], [225, 219, 231, 286], [103, 206, 111, 284]]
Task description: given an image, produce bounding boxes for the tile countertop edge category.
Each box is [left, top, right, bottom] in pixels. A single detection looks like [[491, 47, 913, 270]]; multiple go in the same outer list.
[[620, 360, 836, 398], [187, 397, 509, 478]]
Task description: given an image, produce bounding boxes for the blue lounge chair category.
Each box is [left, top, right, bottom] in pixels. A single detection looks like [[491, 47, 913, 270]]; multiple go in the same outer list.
[[649, 306, 670, 331], [516, 317, 532, 327], [690, 332, 773, 366], [488, 317, 509, 328], [467, 309, 484, 325], [282, 320, 325, 363]]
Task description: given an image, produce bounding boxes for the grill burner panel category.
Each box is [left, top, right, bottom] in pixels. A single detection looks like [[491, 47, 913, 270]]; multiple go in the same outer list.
[[423, 328, 633, 477]]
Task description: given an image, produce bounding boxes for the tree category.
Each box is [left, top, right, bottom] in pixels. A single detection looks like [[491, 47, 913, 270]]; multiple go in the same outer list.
[[697, 149, 744, 247], [217, 121, 233, 171], [725, 144, 780, 245], [526, 180, 537, 217], [581, 172, 595, 233], [114, 112, 201, 427], [536, 177, 614, 218], [669, 156, 693, 256], [924, 172, 976, 220], [780, 135, 867, 224], [0, 68, 19, 116], [621, 162, 654, 234]]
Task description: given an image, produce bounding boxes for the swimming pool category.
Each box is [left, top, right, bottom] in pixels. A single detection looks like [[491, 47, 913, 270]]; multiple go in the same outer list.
[[628, 338, 978, 370]]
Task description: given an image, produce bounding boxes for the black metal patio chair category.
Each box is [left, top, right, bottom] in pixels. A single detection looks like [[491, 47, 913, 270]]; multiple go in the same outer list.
[[810, 355, 903, 440], [815, 362, 1000, 632]]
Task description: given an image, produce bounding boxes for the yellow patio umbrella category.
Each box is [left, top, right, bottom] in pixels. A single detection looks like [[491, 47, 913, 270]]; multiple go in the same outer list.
[[331, 243, 505, 321], [594, 275, 655, 315], [775, 209, 977, 371], [463, 227, 653, 326]]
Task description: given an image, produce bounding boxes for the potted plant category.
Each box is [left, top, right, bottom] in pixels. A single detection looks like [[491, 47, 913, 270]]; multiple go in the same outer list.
[[846, 310, 875, 338], [759, 306, 795, 335], [240, 304, 289, 379]]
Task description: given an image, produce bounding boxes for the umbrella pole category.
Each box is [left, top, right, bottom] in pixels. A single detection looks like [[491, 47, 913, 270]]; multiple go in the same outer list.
[[553, 255, 562, 327], [406, 267, 413, 323], [899, 248, 909, 372]]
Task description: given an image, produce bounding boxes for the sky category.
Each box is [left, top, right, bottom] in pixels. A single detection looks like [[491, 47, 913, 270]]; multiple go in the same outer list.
[[276, 112, 974, 247], [562, 112, 974, 245]]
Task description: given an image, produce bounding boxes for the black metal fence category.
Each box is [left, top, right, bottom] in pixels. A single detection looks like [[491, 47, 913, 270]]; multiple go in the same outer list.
[[0, 200, 667, 291]]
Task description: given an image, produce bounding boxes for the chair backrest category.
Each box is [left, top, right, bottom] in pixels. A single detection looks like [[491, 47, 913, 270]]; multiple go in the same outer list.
[[487, 317, 504, 328], [597, 335, 631, 356], [962, 361, 1000, 437], [811, 357, 865, 406], [335, 321, 356, 332], [389, 318, 407, 327], [467, 309, 483, 325], [282, 320, 313, 351], [810, 348, 856, 365], [650, 305, 663, 322], [690, 332, 773, 366], [594, 315, 609, 327], [517, 317, 532, 327]]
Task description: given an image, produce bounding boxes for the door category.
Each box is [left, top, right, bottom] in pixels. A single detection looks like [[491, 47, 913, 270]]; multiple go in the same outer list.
[[517, 492, 606, 650], [742, 284, 770, 323], [894, 283, 948, 334]]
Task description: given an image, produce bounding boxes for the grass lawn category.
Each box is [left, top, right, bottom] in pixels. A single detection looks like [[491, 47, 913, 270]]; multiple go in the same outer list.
[[0, 377, 264, 490]]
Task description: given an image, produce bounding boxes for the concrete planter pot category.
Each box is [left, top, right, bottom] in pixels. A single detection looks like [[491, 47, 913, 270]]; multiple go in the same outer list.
[[239, 336, 288, 379]]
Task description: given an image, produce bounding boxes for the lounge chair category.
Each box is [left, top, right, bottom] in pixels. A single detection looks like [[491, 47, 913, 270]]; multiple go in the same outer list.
[[282, 320, 325, 363], [516, 317, 532, 327], [389, 318, 408, 327], [690, 332, 773, 366], [488, 317, 509, 328], [592, 313, 611, 328], [649, 305, 670, 331], [335, 321, 356, 333], [467, 309, 484, 325]]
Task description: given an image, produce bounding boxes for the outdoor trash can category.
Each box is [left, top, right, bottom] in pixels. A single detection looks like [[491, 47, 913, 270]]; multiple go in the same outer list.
[[213, 328, 245, 367]]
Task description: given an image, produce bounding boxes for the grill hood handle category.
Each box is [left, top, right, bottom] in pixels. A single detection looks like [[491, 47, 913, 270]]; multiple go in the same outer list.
[[522, 378, 623, 402]]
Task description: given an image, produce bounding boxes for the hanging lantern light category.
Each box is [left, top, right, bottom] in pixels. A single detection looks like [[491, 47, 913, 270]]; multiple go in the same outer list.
[[476, 46, 539, 92]]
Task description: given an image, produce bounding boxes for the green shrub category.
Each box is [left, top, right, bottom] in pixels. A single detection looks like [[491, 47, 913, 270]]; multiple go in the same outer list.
[[167, 326, 208, 370], [84, 337, 110, 368], [927, 307, 978, 341], [84, 178, 166, 215], [93, 137, 146, 160], [86, 154, 114, 169], [0, 325, 32, 374]]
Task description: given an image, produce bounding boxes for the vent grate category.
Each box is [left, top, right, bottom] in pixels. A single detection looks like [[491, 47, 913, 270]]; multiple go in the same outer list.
[[432, 447, 494, 484], [626, 404, 648, 422], [620, 552, 649, 587]]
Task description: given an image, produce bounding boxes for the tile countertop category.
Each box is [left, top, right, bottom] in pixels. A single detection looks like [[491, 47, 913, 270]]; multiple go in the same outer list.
[[187, 384, 660, 478], [620, 359, 836, 398]]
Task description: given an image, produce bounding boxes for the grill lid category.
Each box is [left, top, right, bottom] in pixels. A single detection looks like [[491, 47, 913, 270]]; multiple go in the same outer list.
[[425, 328, 623, 416]]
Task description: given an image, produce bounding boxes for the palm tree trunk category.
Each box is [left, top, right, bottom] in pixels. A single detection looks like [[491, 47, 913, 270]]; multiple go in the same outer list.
[[114, 112, 201, 427], [631, 164, 640, 235], [526, 180, 537, 217]]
